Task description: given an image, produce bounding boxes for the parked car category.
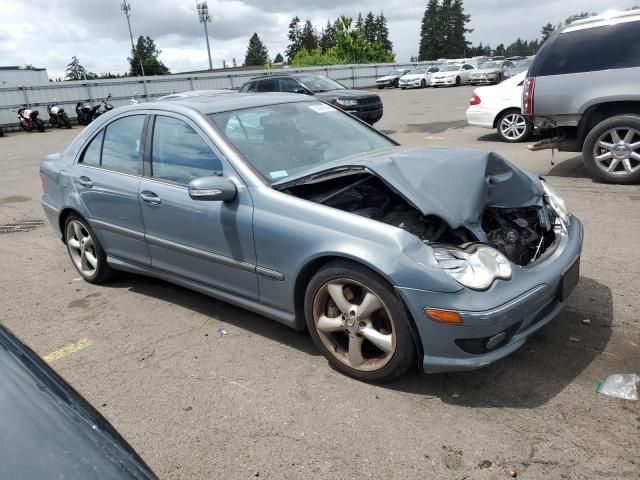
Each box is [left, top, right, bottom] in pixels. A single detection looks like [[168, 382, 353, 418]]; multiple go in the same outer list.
[[430, 63, 476, 87], [503, 56, 534, 79], [524, 10, 640, 183], [375, 68, 411, 88], [469, 60, 515, 85], [466, 71, 532, 142], [40, 91, 582, 381], [239, 74, 383, 124], [398, 66, 441, 89], [0, 324, 157, 479]]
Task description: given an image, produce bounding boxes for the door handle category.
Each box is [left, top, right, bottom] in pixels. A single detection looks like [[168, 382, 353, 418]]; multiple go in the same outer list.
[[140, 190, 162, 206], [77, 176, 93, 188]]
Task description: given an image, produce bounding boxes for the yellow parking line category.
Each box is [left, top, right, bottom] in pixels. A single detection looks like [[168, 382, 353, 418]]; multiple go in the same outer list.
[[43, 338, 92, 363]]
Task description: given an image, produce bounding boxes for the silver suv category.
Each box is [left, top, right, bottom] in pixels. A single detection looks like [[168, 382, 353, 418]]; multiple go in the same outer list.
[[523, 10, 640, 183]]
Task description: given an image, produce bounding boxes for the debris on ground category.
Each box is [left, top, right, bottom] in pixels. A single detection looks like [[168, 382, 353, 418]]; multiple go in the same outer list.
[[216, 327, 230, 337], [478, 460, 492, 469], [569, 336, 581, 342], [596, 374, 639, 401], [508, 467, 517, 478], [581, 319, 591, 325]]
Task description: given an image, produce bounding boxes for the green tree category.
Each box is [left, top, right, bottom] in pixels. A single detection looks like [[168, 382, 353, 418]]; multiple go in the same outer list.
[[375, 13, 393, 54], [355, 13, 364, 31], [285, 16, 303, 62], [244, 33, 269, 66], [319, 20, 336, 52], [129, 36, 170, 76], [363, 12, 377, 44], [301, 20, 318, 51], [540, 23, 555, 42], [273, 53, 284, 63], [564, 12, 596, 25], [418, 0, 441, 60], [65, 56, 86, 80]]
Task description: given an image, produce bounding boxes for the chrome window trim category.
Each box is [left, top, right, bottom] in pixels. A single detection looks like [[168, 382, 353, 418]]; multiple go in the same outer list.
[[77, 163, 142, 179]]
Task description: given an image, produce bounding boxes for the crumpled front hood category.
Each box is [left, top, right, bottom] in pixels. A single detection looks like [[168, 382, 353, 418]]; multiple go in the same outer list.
[[279, 147, 544, 239]]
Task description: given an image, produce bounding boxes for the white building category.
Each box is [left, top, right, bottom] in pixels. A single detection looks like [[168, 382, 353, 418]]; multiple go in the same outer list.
[[0, 66, 49, 87]]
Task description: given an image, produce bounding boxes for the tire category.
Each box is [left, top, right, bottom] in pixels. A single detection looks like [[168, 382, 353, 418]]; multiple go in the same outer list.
[[377, 85, 383, 89], [455, 76, 461, 86], [64, 214, 114, 284], [61, 113, 71, 129], [582, 114, 640, 184], [304, 260, 417, 382], [496, 109, 531, 143], [420, 79, 426, 88], [20, 123, 31, 132], [36, 118, 45, 132], [393, 79, 399, 88]]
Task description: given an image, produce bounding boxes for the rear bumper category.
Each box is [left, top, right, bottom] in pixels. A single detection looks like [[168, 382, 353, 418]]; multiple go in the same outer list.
[[396, 217, 583, 373], [465, 107, 496, 128], [431, 78, 457, 86]]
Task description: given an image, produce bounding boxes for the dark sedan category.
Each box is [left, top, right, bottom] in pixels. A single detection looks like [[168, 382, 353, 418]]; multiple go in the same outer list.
[[239, 73, 383, 125]]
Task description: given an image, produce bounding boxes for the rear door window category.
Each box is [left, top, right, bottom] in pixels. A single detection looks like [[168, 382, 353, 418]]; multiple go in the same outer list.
[[537, 21, 640, 76], [256, 79, 277, 92], [101, 115, 145, 174], [80, 129, 104, 165], [278, 78, 302, 93]]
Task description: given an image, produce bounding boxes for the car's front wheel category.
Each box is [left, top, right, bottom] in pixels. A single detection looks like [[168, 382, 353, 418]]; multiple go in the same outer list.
[[64, 214, 114, 283], [582, 115, 640, 184], [497, 109, 531, 143], [305, 261, 417, 382]]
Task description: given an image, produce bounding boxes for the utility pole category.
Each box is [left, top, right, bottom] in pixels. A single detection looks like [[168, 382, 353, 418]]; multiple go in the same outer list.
[[121, 1, 145, 76], [196, 1, 213, 70]]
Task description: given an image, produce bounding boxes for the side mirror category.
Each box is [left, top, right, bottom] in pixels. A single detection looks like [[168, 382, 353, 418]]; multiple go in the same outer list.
[[188, 176, 237, 202]]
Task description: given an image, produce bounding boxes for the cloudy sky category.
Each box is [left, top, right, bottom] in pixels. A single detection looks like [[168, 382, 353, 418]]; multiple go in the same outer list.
[[0, 0, 632, 79]]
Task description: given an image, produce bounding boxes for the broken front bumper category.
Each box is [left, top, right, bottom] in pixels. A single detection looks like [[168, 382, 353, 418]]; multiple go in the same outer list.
[[396, 216, 583, 373]]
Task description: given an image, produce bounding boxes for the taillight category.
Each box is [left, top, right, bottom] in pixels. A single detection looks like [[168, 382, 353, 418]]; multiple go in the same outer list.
[[522, 77, 535, 115], [39, 171, 47, 193], [469, 92, 481, 105]]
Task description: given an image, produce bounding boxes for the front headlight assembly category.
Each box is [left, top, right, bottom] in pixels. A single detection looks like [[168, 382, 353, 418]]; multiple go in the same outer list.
[[541, 179, 570, 226], [336, 98, 358, 107], [433, 245, 512, 290]]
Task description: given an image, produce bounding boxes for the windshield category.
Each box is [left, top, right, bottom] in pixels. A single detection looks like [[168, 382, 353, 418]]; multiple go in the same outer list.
[[386, 69, 404, 76], [481, 61, 501, 69], [209, 101, 394, 184], [444, 64, 461, 72], [297, 75, 345, 92], [511, 58, 533, 69], [408, 68, 428, 75]]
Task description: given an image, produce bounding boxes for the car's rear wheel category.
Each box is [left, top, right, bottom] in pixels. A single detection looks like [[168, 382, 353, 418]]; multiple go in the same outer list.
[[393, 79, 399, 88], [497, 109, 531, 143], [64, 214, 113, 283], [582, 115, 640, 184], [305, 261, 417, 382], [455, 76, 461, 86], [420, 79, 426, 88]]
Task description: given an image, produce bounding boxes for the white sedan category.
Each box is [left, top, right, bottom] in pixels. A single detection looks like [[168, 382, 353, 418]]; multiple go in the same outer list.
[[398, 66, 441, 89], [465, 71, 532, 142], [430, 63, 476, 87]]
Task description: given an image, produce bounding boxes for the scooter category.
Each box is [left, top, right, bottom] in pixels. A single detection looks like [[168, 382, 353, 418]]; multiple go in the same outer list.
[[47, 99, 71, 129], [17, 107, 45, 132], [75, 101, 94, 125], [92, 94, 113, 120]]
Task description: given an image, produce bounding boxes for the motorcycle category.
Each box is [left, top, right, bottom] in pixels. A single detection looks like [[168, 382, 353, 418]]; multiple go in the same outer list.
[[75, 101, 94, 126], [128, 92, 141, 105], [17, 106, 45, 132], [47, 99, 71, 129], [92, 94, 114, 120]]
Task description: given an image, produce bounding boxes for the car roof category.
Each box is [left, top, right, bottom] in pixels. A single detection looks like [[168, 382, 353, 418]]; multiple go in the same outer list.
[[247, 72, 325, 82], [134, 91, 316, 115], [563, 9, 639, 32]]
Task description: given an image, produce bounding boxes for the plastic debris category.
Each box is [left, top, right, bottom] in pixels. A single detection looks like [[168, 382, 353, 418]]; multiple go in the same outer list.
[[216, 327, 230, 337], [581, 319, 591, 325], [569, 336, 581, 342], [596, 374, 639, 401], [508, 468, 518, 478]]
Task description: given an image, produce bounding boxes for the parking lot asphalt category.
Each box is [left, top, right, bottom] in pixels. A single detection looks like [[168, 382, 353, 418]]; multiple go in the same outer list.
[[1, 85, 639, 480]]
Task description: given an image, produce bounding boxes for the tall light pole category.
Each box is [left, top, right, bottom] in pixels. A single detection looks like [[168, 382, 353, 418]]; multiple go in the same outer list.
[[196, 1, 213, 70], [121, 1, 145, 76]]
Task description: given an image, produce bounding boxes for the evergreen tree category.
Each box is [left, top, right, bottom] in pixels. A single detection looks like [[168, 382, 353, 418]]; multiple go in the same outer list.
[[540, 23, 554, 42], [418, 0, 441, 60], [244, 33, 269, 66], [301, 20, 318, 51], [564, 12, 596, 25], [355, 13, 364, 32], [129, 36, 169, 76], [273, 53, 284, 63], [285, 16, 303, 62], [319, 20, 336, 52], [363, 12, 377, 44], [375, 13, 393, 53], [65, 56, 86, 80]]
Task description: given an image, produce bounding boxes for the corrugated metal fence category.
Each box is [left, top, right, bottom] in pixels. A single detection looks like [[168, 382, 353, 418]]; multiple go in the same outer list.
[[0, 62, 433, 128]]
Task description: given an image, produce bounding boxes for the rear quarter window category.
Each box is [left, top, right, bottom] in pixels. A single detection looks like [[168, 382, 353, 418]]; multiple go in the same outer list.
[[536, 21, 640, 76]]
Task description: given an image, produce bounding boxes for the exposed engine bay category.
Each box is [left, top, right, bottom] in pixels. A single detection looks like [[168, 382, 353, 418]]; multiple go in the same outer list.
[[280, 172, 558, 266]]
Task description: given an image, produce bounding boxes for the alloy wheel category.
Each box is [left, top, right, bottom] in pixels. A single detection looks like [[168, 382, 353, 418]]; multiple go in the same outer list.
[[500, 113, 528, 140], [312, 279, 396, 371], [592, 127, 640, 177], [66, 220, 98, 277]]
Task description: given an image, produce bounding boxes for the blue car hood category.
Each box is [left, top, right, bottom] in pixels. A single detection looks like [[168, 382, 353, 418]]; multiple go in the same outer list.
[[278, 147, 544, 236]]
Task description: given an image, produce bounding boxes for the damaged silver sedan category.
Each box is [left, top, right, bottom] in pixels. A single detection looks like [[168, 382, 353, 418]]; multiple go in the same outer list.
[[40, 92, 583, 381]]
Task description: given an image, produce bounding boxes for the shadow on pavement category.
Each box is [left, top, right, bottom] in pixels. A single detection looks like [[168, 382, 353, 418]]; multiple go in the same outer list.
[[545, 155, 592, 180], [104, 273, 319, 357], [384, 276, 612, 408]]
